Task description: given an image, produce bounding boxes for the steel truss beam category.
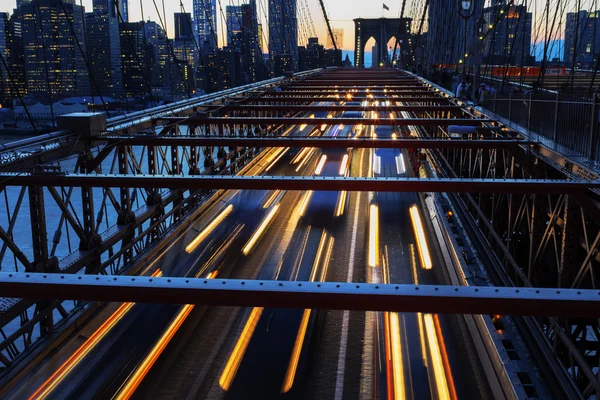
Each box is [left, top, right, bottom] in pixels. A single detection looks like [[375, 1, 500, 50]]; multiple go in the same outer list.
[[157, 117, 483, 126], [1, 273, 599, 318], [98, 136, 531, 150], [262, 90, 434, 96], [203, 105, 462, 112], [1, 174, 597, 193], [242, 96, 451, 103]]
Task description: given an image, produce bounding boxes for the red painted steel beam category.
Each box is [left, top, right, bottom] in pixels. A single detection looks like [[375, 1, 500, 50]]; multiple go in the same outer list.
[[243, 96, 451, 103], [205, 105, 462, 112], [264, 90, 433, 96], [156, 117, 483, 126], [1, 174, 597, 194], [1, 273, 599, 318], [98, 136, 529, 150]]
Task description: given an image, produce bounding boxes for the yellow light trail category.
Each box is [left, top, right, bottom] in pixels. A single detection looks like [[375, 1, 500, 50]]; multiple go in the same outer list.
[[409, 205, 432, 270], [219, 307, 264, 390], [389, 312, 406, 400], [265, 148, 290, 172], [116, 303, 195, 400], [262, 190, 281, 209], [423, 314, 451, 400], [335, 191, 347, 217], [242, 204, 280, 255], [185, 204, 234, 253], [368, 204, 379, 267], [29, 269, 163, 400], [314, 154, 327, 175], [295, 148, 316, 172], [339, 154, 349, 176], [298, 190, 313, 216], [291, 147, 310, 164]]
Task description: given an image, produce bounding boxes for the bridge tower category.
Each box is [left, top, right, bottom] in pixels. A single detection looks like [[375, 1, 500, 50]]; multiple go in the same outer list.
[[353, 18, 411, 68]]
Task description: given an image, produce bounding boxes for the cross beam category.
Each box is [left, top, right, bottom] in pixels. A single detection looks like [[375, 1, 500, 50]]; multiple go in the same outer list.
[[0, 273, 598, 318], [156, 117, 483, 126], [204, 105, 462, 112], [1, 174, 596, 194], [243, 96, 451, 103], [262, 90, 434, 96], [98, 136, 530, 150]]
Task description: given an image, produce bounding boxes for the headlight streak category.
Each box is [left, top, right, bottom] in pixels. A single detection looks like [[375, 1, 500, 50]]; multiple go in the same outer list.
[[314, 154, 327, 175], [423, 314, 451, 400], [185, 204, 234, 253], [339, 154, 349, 176], [409, 205, 432, 270], [298, 190, 313, 217], [242, 204, 280, 255], [368, 204, 379, 267], [395, 153, 406, 175], [335, 191, 347, 217], [295, 148, 316, 172], [262, 190, 281, 209], [265, 148, 290, 172]]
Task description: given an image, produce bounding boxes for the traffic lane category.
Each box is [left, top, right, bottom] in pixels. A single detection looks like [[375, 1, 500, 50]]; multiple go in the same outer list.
[[19, 144, 303, 399], [304, 147, 370, 400]]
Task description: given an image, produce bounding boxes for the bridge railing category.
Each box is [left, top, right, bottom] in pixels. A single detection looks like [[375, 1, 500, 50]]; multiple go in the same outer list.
[[482, 91, 600, 161]]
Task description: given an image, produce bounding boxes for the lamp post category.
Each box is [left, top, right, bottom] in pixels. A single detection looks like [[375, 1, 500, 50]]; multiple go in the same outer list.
[[457, 0, 474, 81]]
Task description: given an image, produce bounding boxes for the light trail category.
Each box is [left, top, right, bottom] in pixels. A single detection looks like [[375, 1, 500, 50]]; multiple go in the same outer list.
[[339, 154, 349, 176], [115, 303, 195, 399], [262, 190, 281, 209], [335, 191, 347, 217], [29, 269, 163, 400], [368, 204, 380, 267], [314, 154, 327, 175], [283, 231, 333, 393], [298, 190, 313, 217], [433, 315, 458, 400], [409, 205, 432, 270], [265, 148, 290, 172], [185, 205, 234, 253], [291, 147, 310, 164], [395, 153, 406, 175], [295, 148, 316, 172], [242, 204, 280, 255], [219, 306, 265, 390], [423, 314, 451, 400], [389, 312, 406, 400]]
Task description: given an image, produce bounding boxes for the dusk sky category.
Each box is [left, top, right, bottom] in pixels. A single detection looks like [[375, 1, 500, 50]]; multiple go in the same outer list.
[[1, 0, 595, 53]]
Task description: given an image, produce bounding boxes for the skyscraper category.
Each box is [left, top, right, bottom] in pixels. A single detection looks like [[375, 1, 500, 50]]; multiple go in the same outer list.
[[564, 10, 600, 69], [87, 0, 123, 98], [269, 0, 298, 73], [20, 0, 89, 101], [226, 5, 243, 50], [0, 13, 10, 106], [174, 12, 193, 40], [120, 21, 150, 98], [193, 0, 217, 50], [482, 3, 533, 65]]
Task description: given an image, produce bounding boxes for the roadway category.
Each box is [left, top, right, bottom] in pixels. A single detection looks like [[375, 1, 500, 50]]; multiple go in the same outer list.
[[6, 101, 490, 399]]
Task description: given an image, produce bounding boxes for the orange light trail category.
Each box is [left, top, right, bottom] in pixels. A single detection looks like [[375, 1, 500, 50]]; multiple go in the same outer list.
[[409, 205, 432, 269], [29, 269, 163, 400], [185, 205, 234, 253], [242, 204, 280, 255], [314, 155, 327, 175]]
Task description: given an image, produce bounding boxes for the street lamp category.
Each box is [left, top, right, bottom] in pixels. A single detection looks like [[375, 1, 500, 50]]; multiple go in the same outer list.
[[457, 0, 474, 84]]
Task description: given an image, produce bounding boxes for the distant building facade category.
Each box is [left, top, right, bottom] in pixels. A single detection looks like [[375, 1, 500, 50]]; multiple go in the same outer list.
[[564, 10, 600, 69], [482, 1, 533, 65], [193, 0, 217, 50], [269, 0, 298, 73]]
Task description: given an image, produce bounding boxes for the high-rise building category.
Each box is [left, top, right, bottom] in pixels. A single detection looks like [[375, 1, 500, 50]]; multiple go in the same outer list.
[[174, 12, 193, 40], [144, 21, 170, 91], [482, 2, 533, 65], [193, 0, 217, 50], [120, 21, 150, 98], [86, 0, 123, 98], [226, 5, 243, 49], [121, 0, 128, 22], [325, 28, 344, 50], [20, 0, 89, 101], [0, 13, 10, 106], [8, 10, 25, 101], [269, 0, 298, 73], [564, 10, 600, 69]]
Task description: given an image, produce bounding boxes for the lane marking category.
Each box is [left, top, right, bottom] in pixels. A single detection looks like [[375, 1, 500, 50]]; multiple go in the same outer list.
[[334, 148, 364, 400]]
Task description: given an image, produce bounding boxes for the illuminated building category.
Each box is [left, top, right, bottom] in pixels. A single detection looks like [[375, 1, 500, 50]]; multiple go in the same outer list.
[[193, 0, 217, 50], [269, 0, 298, 73]]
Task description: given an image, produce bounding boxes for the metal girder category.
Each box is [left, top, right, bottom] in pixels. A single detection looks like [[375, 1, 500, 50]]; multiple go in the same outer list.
[[203, 105, 462, 112], [98, 136, 531, 150], [243, 96, 451, 103], [157, 117, 483, 126], [1, 273, 599, 318], [261, 90, 434, 96], [1, 174, 598, 193]]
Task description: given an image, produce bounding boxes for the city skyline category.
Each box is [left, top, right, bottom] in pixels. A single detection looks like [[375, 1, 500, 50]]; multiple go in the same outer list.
[[2, 0, 597, 52]]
